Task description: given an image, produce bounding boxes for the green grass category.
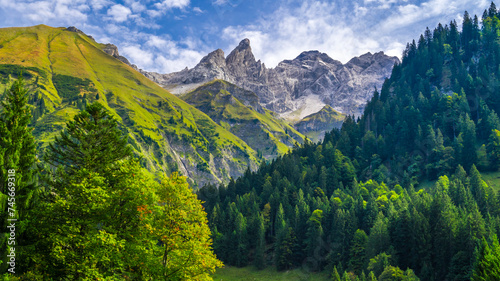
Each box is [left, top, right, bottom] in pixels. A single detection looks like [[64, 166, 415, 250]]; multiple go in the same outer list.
[[212, 266, 331, 281], [416, 171, 500, 193], [481, 171, 500, 193]]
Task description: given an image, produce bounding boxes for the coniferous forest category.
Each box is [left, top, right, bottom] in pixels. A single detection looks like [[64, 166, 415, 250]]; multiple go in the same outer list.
[[198, 4, 500, 280]]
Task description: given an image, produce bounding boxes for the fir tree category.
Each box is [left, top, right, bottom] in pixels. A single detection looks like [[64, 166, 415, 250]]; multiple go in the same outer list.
[[0, 75, 37, 272]]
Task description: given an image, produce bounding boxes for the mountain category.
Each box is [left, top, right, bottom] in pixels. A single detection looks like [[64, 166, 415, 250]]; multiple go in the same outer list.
[[141, 39, 399, 119], [199, 6, 500, 280], [294, 105, 345, 141], [0, 25, 261, 186], [182, 80, 304, 158]]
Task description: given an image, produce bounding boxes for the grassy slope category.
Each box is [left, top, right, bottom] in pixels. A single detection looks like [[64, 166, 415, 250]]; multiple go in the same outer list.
[[212, 266, 330, 281], [0, 25, 258, 185], [182, 80, 304, 157], [294, 105, 345, 142]]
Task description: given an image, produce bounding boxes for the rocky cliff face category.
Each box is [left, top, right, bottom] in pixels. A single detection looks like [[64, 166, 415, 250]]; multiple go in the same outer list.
[[102, 43, 132, 65], [141, 39, 399, 118]]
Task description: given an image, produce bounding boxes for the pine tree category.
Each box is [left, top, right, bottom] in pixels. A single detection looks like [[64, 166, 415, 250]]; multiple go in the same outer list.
[[305, 209, 325, 270], [487, 129, 500, 170], [472, 236, 500, 280], [0, 75, 37, 272], [43, 102, 132, 176], [348, 229, 368, 274], [254, 213, 266, 269], [332, 266, 341, 281]]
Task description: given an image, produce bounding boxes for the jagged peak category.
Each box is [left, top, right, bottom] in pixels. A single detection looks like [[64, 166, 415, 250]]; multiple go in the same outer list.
[[293, 50, 338, 64], [199, 48, 226, 66], [236, 38, 251, 50], [226, 38, 256, 66]]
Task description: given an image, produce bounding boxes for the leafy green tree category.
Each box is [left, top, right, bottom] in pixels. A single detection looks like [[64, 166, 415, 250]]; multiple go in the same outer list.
[[368, 252, 392, 278], [139, 173, 224, 280], [32, 103, 222, 279], [0, 75, 37, 272], [366, 212, 390, 260]]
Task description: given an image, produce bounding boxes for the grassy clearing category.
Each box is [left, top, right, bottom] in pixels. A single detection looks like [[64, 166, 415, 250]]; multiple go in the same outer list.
[[212, 266, 331, 281], [416, 171, 500, 193], [481, 171, 500, 193]]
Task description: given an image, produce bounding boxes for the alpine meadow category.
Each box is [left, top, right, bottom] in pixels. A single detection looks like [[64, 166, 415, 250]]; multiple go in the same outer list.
[[0, 1, 500, 281]]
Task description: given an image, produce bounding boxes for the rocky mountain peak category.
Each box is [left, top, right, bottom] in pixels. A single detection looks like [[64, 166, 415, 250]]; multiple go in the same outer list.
[[199, 48, 226, 68], [66, 26, 95, 41], [293, 50, 339, 65], [226, 38, 257, 67], [139, 39, 399, 118]]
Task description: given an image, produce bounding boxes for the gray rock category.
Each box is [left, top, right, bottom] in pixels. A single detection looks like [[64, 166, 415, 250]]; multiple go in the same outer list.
[[140, 39, 399, 118]]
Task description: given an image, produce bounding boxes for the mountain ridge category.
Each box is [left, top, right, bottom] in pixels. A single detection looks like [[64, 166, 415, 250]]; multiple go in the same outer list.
[[140, 39, 399, 119], [0, 25, 262, 186]]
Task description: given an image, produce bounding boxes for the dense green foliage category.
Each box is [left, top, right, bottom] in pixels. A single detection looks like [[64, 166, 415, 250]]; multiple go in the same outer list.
[[200, 5, 500, 280], [52, 74, 97, 102], [335, 4, 500, 183], [0, 76, 37, 273], [0, 101, 223, 280]]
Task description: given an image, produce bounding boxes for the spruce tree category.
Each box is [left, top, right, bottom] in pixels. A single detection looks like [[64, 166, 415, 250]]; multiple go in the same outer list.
[[43, 102, 132, 176], [473, 236, 500, 281], [0, 75, 37, 272]]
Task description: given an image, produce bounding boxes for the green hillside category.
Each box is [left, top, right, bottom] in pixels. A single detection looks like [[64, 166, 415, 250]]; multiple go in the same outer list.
[[294, 105, 345, 142], [182, 80, 304, 158], [0, 25, 259, 186]]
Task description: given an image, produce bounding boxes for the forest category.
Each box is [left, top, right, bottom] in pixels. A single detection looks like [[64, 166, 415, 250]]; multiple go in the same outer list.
[[197, 4, 500, 280], [0, 79, 222, 280]]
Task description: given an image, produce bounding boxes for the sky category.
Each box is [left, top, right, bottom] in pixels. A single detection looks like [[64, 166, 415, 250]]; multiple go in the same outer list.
[[0, 0, 492, 73]]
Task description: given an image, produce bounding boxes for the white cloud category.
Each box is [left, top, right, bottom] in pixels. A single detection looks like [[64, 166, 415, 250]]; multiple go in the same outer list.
[[0, 0, 90, 25], [193, 7, 204, 14], [128, 1, 146, 13], [154, 0, 190, 10], [218, 0, 490, 68], [90, 0, 112, 11], [122, 44, 154, 66], [107, 4, 132, 23], [222, 1, 381, 66], [212, 0, 229, 6]]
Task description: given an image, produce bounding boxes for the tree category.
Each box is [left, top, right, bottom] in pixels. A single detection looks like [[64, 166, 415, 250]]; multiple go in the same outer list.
[[487, 129, 500, 170], [254, 213, 266, 269], [348, 229, 368, 274], [305, 209, 325, 270], [332, 266, 341, 281], [32, 103, 222, 279], [0, 75, 37, 272], [31, 161, 156, 279], [472, 236, 500, 281], [43, 102, 132, 176], [139, 173, 224, 280]]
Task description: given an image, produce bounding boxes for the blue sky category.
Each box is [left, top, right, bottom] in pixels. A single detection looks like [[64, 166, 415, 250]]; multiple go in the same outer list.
[[0, 0, 491, 73]]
